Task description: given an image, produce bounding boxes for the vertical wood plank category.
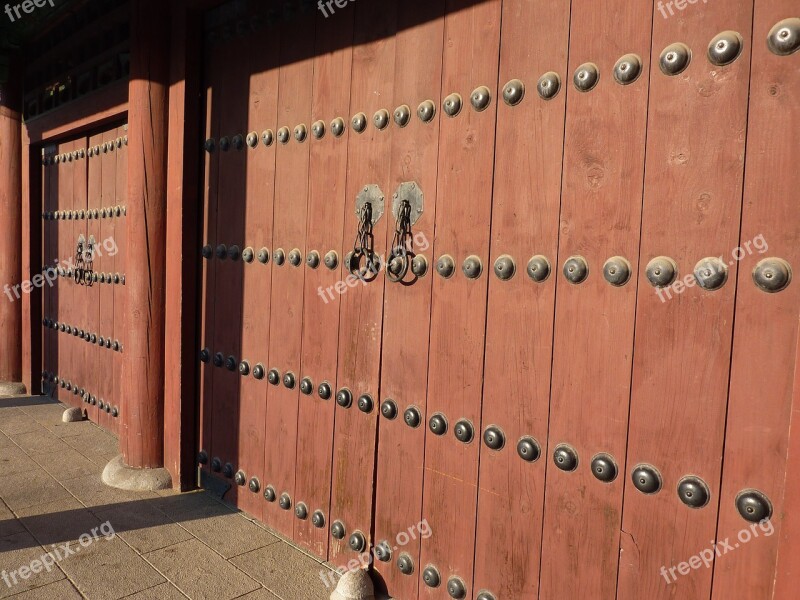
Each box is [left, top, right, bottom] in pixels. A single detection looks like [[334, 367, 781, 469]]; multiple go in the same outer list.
[[294, 8, 354, 559], [72, 139, 88, 421], [86, 134, 102, 425], [61, 140, 76, 409], [262, 10, 316, 537], [100, 134, 117, 432], [618, 2, 754, 598], [328, 0, 399, 564], [475, 0, 572, 598], [43, 147, 56, 394], [234, 25, 280, 522], [419, 1, 502, 597], [372, 0, 445, 596], [208, 30, 249, 501], [537, 1, 653, 598], [711, 2, 800, 597], [113, 126, 128, 436], [774, 328, 800, 600], [198, 28, 224, 482]]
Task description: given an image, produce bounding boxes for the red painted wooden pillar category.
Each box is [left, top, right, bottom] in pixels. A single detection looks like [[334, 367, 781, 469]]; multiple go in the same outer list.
[[0, 68, 26, 396], [120, 0, 170, 468]]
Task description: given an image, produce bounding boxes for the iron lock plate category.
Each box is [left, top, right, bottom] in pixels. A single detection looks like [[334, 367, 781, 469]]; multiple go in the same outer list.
[[393, 181, 423, 226], [355, 184, 385, 225]]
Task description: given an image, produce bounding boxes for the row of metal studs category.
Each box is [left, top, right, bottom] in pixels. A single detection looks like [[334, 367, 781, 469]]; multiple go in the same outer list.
[[41, 371, 120, 417]]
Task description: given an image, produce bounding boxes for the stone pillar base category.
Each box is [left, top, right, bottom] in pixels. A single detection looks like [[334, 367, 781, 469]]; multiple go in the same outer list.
[[62, 407, 84, 422], [102, 454, 172, 492], [0, 381, 27, 397], [331, 569, 376, 600]]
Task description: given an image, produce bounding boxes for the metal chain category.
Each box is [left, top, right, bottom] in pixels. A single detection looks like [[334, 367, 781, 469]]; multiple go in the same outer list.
[[350, 202, 376, 279], [83, 239, 94, 286], [74, 238, 85, 285], [387, 199, 413, 283]]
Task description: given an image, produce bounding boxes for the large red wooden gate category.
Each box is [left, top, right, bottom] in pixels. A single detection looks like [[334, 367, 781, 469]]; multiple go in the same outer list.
[[40, 124, 128, 435], [197, 1, 799, 598]]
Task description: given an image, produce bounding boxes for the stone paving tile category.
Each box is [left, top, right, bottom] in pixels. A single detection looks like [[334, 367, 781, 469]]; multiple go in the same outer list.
[[0, 399, 353, 600], [176, 510, 280, 560], [3, 578, 83, 599], [123, 581, 189, 599], [0, 501, 26, 539], [35, 414, 97, 439], [92, 501, 193, 554], [17, 401, 67, 422], [235, 588, 281, 599], [8, 429, 74, 456], [0, 410, 43, 437], [63, 433, 120, 467], [59, 534, 165, 600], [0, 470, 72, 513], [60, 473, 158, 509], [146, 539, 260, 600], [151, 492, 240, 532], [152, 490, 232, 520], [15, 497, 103, 548], [230, 542, 332, 600], [0, 448, 39, 478], [34, 445, 103, 482], [0, 397, 57, 409], [0, 531, 65, 598], [62, 428, 119, 450]]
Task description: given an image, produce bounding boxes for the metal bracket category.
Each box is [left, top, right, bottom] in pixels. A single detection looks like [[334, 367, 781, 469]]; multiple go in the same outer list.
[[393, 182, 423, 226], [355, 184, 385, 225]]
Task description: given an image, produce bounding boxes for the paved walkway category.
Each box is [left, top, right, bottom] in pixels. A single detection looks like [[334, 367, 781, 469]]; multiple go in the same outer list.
[[0, 395, 339, 600]]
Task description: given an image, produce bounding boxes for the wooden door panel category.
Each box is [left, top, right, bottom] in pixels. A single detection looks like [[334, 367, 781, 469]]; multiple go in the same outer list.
[[234, 26, 280, 523], [774, 329, 800, 600], [54, 140, 66, 406], [294, 9, 354, 559], [198, 35, 224, 481], [72, 138, 87, 424], [475, 1, 571, 598], [419, 1, 502, 597], [711, 3, 800, 598], [99, 132, 117, 432], [372, 0, 445, 597], [209, 31, 250, 507], [328, 0, 398, 565], [538, 1, 653, 598], [60, 140, 75, 408], [43, 146, 57, 398], [85, 134, 103, 425], [112, 126, 128, 436], [188, 4, 799, 599], [618, 2, 754, 598], [262, 10, 315, 538]]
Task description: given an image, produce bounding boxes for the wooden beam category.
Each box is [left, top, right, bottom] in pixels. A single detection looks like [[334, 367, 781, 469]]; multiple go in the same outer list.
[[163, 0, 202, 489], [120, 0, 170, 468], [24, 80, 128, 145], [0, 66, 25, 393]]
